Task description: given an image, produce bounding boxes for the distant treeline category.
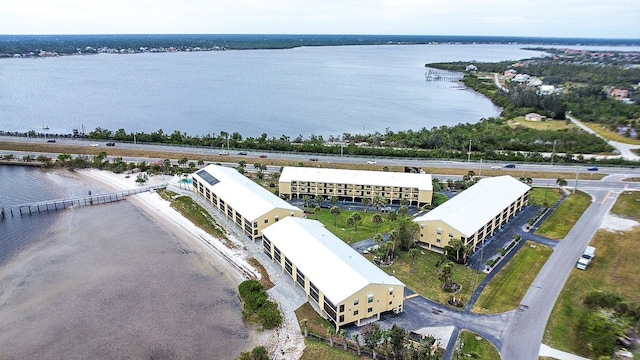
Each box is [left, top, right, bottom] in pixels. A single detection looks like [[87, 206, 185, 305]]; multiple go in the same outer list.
[[9, 117, 621, 164], [1, 34, 639, 55]]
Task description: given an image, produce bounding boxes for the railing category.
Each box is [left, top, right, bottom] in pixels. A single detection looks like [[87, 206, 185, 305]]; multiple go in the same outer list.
[[0, 184, 167, 219]]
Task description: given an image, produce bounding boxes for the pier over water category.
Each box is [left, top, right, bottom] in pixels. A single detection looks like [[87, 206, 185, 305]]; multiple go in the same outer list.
[[0, 184, 166, 219], [424, 67, 463, 82]]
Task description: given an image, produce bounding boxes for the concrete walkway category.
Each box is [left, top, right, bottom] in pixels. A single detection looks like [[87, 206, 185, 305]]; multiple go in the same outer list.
[[539, 344, 591, 360]]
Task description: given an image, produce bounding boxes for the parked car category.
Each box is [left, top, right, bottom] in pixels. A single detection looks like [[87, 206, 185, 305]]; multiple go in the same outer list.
[[106, 142, 115, 146], [366, 160, 377, 164], [259, 154, 267, 158], [237, 151, 247, 155], [504, 163, 516, 168], [46, 139, 56, 143], [587, 166, 599, 171], [219, 151, 229, 155]]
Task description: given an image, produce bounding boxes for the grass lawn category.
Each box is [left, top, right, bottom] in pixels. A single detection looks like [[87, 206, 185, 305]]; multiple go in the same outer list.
[[300, 338, 361, 360], [508, 118, 577, 131], [583, 122, 640, 145], [311, 208, 396, 244], [473, 241, 552, 314], [536, 191, 591, 239], [543, 191, 640, 357], [370, 250, 485, 307], [295, 302, 335, 339], [528, 187, 562, 208], [458, 330, 501, 360]]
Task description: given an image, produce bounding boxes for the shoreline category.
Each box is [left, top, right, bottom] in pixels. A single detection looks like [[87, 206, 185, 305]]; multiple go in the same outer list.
[[74, 169, 306, 359]]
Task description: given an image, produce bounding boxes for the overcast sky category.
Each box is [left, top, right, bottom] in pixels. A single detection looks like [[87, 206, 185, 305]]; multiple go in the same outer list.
[[2, 0, 639, 39]]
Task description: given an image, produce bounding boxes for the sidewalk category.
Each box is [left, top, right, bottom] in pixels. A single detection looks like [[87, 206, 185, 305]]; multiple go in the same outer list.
[[539, 344, 591, 360]]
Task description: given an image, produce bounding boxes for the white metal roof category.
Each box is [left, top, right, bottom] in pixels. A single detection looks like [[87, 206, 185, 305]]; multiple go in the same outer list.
[[279, 167, 432, 191], [193, 165, 301, 222], [262, 217, 404, 305], [414, 176, 530, 237]]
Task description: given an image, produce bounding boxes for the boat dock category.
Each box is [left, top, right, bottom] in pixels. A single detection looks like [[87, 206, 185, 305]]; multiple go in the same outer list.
[[424, 67, 463, 82], [0, 184, 167, 219]]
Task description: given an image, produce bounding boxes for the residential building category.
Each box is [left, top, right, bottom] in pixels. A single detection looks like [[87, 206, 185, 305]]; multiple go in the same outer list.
[[191, 164, 304, 240], [414, 176, 530, 252], [539, 84, 555, 95], [262, 217, 405, 330], [525, 112, 543, 121], [278, 167, 433, 206], [610, 88, 629, 100]]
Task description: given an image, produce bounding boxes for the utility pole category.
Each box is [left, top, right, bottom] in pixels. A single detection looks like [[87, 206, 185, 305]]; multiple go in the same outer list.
[[573, 171, 578, 194], [467, 140, 472, 162], [551, 139, 556, 166]]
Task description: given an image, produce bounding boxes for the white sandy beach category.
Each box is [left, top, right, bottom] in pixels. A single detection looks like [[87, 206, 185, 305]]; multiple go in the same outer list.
[[76, 169, 307, 359]]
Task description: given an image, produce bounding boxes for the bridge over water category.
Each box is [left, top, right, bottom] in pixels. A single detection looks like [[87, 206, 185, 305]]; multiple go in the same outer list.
[[0, 184, 167, 219]]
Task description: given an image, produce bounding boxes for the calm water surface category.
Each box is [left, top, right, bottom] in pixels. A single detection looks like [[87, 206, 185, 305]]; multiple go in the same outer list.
[[0, 44, 552, 138]]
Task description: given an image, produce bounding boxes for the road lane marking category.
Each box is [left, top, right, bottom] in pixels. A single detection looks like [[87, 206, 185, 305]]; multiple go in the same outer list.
[[601, 191, 612, 205]]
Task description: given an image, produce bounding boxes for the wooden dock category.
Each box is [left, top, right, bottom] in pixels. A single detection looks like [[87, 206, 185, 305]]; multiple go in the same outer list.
[[0, 184, 167, 219]]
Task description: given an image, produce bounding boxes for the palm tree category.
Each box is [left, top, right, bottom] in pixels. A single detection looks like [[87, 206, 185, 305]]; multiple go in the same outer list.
[[372, 195, 387, 212], [178, 157, 188, 168], [314, 195, 324, 206], [556, 178, 568, 193], [386, 211, 398, 222], [302, 195, 312, 209], [436, 259, 454, 290], [339, 329, 348, 351], [346, 216, 355, 241], [329, 196, 339, 207], [371, 213, 384, 232], [326, 326, 336, 347], [362, 197, 371, 211], [373, 234, 384, 258], [352, 334, 361, 355], [408, 248, 420, 273], [350, 213, 362, 232], [398, 205, 408, 217], [330, 206, 341, 226], [300, 318, 308, 337]]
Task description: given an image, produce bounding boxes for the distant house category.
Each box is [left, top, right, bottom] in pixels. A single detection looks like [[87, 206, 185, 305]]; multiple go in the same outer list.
[[465, 64, 478, 72], [525, 113, 543, 121], [610, 88, 629, 99], [539, 85, 555, 95], [513, 74, 530, 83], [527, 77, 543, 87], [503, 69, 517, 79]]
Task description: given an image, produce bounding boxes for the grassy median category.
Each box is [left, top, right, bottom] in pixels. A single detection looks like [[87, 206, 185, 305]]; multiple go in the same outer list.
[[535, 190, 591, 239], [473, 241, 552, 314], [458, 330, 501, 360]]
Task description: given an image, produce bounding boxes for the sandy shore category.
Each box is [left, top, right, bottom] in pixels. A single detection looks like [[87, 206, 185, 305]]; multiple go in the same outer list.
[[75, 169, 307, 359]]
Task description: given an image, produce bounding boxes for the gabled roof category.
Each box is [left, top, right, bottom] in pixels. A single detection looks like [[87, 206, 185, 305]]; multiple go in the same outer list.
[[414, 176, 530, 237], [193, 165, 300, 222], [262, 217, 404, 305], [280, 167, 432, 191]]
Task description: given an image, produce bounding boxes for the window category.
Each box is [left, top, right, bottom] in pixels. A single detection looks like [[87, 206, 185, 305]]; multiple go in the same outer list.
[[436, 229, 442, 235], [354, 300, 359, 306], [264, 219, 269, 224], [339, 304, 345, 313], [389, 301, 393, 305], [389, 288, 394, 296], [436, 239, 441, 243], [367, 294, 374, 303], [339, 315, 344, 323], [353, 310, 359, 316], [449, 233, 454, 238], [367, 307, 373, 313]]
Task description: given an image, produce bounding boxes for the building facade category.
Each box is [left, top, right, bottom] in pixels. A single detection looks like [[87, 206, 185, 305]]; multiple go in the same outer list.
[[262, 217, 405, 330], [278, 167, 433, 206], [191, 165, 304, 241], [414, 176, 530, 252]]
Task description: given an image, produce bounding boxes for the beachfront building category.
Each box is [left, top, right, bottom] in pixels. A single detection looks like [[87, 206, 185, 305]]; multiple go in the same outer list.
[[278, 167, 433, 206], [262, 217, 405, 330], [191, 164, 304, 241], [414, 176, 530, 253]]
